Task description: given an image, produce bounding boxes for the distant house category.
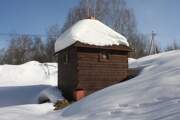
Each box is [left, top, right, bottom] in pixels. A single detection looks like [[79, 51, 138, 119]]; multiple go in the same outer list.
[[55, 18, 131, 101]]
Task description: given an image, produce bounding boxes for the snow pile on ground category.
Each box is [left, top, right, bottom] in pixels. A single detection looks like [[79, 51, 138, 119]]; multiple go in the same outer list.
[[54, 50, 180, 120], [0, 61, 57, 86], [38, 87, 64, 103], [0, 50, 180, 120], [0, 103, 54, 120], [55, 19, 129, 52], [128, 58, 136, 64], [0, 61, 61, 108]]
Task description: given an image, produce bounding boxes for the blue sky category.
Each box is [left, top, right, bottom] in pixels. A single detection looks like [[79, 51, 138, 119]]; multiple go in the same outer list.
[[126, 0, 180, 48], [0, 0, 180, 48]]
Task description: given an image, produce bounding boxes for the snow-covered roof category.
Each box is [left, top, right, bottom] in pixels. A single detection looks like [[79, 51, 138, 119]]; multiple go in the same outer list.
[[55, 19, 129, 52]]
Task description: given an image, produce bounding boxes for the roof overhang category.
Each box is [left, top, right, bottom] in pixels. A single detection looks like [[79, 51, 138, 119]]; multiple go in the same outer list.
[[54, 41, 132, 56]]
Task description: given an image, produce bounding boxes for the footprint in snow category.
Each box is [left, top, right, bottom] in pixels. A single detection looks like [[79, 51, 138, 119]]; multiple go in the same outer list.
[[171, 97, 180, 103], [118, 100, 161, 110], [156, 96, 180, 103], [156, 96, 172, 101], [119, 103, 141, 108], [110, 108, 138, 117], [118, 104, 129, 108], [136, 97, 180, 108], [138, 101, 161, 107], [110, 109, 122, 115]]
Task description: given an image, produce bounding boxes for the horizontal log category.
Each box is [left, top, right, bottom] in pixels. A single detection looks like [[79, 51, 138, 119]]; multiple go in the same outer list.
[[78, 59, 127, 63], [78, 53, 99, 58], [78, 57, 98, 62], [78, 82, 121, 90], [78, 64, 128, 69], [78, 70, 127, 75], [78, 75, 127, 81], [78, 61, 128, 65], [78, 53, 128, 62]]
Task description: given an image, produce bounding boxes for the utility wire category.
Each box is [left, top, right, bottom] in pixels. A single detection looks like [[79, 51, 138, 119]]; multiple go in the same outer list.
[[0, 32, 47, 37]]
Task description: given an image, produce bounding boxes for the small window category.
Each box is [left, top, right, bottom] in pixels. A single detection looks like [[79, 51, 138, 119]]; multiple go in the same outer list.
[[60, 51, 68, 64], [102, 53, 109, 59], [99, 51, 110, 62]]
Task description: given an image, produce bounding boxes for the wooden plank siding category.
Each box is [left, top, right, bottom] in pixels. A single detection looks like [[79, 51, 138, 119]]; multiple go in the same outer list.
[[76, 48, 128, 94], [57, 42, 130, 100], [58, 46, 78, 100]]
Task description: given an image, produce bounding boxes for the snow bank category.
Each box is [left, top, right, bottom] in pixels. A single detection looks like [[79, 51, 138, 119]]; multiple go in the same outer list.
[[128, 58, 136, 65], [0, 61, 57, 86], [55, 19, 129, 52], [55, 50, 180, 120], [0, 61, 61, 119], [0, 61, 58, 107], [0, 103, 54, 120]]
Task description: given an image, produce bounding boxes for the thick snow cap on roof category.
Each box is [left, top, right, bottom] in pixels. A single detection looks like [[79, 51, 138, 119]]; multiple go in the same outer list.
[[55, 19, 129, 52]]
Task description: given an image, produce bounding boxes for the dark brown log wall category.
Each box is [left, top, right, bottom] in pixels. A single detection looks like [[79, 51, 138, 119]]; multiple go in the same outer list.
[[58, 46, 77, 100], [76, 48, 128, 94], [57, 43, 130, 100]]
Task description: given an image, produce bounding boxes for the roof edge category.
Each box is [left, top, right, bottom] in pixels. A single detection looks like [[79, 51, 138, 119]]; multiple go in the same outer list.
[[54, 41, 132, 55]]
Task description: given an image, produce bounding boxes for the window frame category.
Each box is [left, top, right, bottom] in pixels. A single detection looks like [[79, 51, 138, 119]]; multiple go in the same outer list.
[[60, 51, 69, 65], [99, 51, 110, 62]]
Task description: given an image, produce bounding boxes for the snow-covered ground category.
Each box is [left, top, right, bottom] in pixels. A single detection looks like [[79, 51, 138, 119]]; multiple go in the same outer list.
[[0, 61, 61, 120], [0, 50, 180, 120]]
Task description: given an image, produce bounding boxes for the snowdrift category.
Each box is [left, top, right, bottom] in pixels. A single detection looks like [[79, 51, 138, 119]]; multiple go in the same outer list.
[[0, 50, 180, 120], [0, 61, 60, 107], [0, 61, 57, 86], [57, 50, 180, 120], [38, 87, 64, 104]]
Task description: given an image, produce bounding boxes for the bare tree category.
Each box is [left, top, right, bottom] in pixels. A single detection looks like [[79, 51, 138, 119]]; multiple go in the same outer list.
[[0, 25, 61, 64], [165, 40, 180, 51], [0, 48, 5, 64], [46, 24, 61, 62], [32, 37, 47, 62], [61, 0, 150, 58], [3, 35, 33, 64]]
